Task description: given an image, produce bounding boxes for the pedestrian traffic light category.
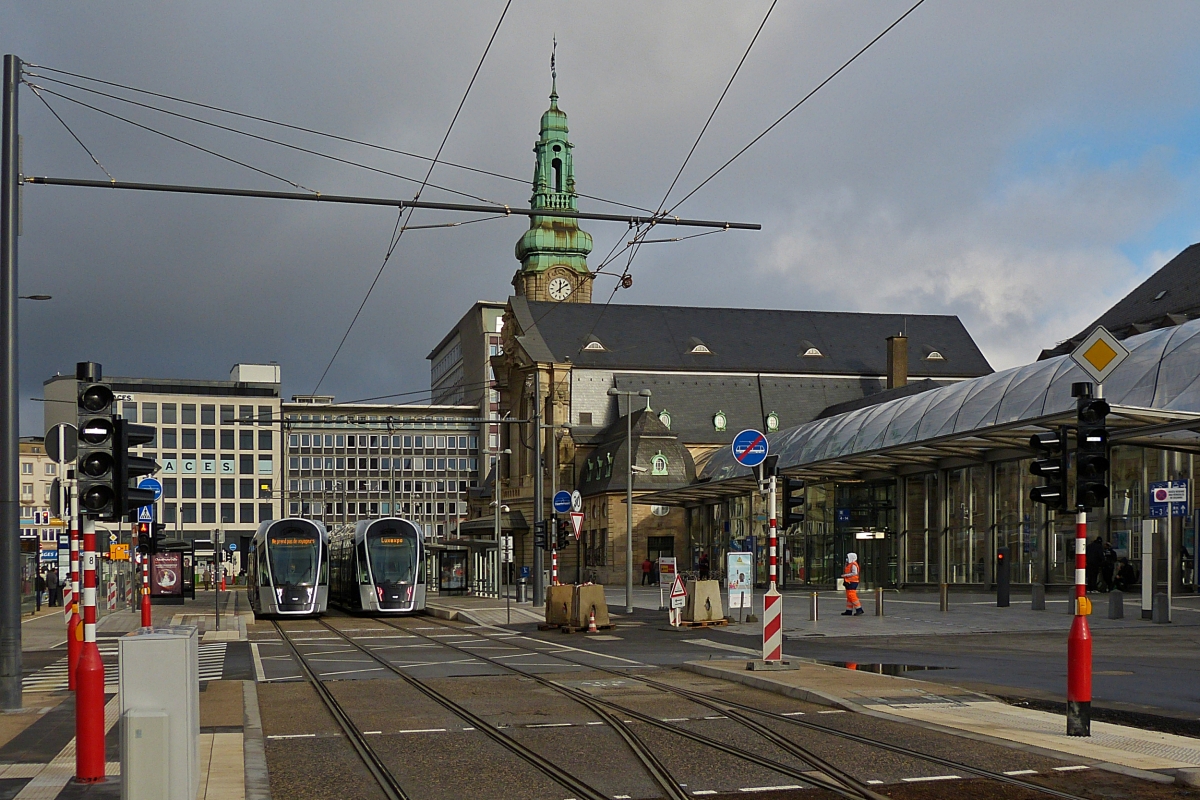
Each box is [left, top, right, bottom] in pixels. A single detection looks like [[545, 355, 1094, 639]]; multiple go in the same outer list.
[[555, 518, 570, 550], [113, 418, 158, 519], [76, 362, 117, 519], [1075, 385, 1110, 509], [1029, 427, 1069, 510], [534, 519, 548, 550], [782, 477, 806, 528], [134, 522, 150, 554]]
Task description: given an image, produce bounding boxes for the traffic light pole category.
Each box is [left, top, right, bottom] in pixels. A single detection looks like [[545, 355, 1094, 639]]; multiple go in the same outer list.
[[67, 480, 80, 690], [532, 374, 544, 608], [0, 54, 21, 711], [1067, 506, 1092, 736]]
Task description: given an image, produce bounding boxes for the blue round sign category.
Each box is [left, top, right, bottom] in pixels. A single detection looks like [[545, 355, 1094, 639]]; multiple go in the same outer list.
[[138, 478, 163, 501], [731, 429, 769, 468], [228, 543, 238, 551], [552, 490, 572, 514]]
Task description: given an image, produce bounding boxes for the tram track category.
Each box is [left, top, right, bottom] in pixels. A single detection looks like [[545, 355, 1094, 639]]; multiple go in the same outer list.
[[396, 614, 1094, 800], [369, 617, 881, 800]]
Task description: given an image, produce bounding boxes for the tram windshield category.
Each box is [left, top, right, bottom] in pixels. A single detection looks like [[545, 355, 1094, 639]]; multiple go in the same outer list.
[[366, 524, 418, 585], [267, 524, 320, 586]]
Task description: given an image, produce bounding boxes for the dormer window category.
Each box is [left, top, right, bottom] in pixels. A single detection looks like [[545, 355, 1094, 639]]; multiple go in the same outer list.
[[798, 339, 823, 357], [922, 345, 945, 361], [582, 336, 606, 352], [1154, 290, 1168, 301], [688, 337, 712, 354]]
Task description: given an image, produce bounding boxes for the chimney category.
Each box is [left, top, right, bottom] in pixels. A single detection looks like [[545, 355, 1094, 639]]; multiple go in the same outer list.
[[886, 334, 908, 390]]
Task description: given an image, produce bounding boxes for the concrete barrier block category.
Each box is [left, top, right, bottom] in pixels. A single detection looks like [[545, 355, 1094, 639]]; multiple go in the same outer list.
[[1152, 592, 1170, 624], [684, 580, 723, 622], [574, 584, 609, 627], [1108, 591, 1124, 619], [546, 584, 575, 626]]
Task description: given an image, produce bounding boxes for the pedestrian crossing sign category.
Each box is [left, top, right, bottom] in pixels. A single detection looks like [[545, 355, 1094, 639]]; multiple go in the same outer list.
[[137, 505, 153, 523]]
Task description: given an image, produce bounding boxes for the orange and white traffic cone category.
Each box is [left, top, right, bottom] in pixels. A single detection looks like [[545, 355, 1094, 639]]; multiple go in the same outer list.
[[586, 607, 599, 634]]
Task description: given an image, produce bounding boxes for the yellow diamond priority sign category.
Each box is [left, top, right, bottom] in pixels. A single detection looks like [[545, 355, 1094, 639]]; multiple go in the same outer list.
[[1070, 326, 1129, 385]]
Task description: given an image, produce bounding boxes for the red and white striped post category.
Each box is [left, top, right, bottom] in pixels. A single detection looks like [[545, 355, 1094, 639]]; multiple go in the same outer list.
[[140, 545, 151, 627], [762, 472, 783, 663], [65, 479, 80, 691], [1067, 507, 1092, 736], [74, 516, 105, 781], [551, 535, 559, 586]]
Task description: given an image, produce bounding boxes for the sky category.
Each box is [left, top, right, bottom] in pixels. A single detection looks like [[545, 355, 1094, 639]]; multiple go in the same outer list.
[[5, 1, 1200, 435]]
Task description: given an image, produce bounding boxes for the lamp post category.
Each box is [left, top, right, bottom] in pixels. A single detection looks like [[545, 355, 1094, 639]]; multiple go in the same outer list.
[[492, 448, 511, 623], [541, 421, 573, 585], [608, 387, 651, 615]]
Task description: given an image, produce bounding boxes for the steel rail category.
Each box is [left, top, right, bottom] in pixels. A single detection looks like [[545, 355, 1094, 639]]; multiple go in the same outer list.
[[270, 621, 410, 800], [411, 615, 1093, 800], [23, 176, 762, 230], [304, 619, 617, 800], [375, 617, 872, 800]]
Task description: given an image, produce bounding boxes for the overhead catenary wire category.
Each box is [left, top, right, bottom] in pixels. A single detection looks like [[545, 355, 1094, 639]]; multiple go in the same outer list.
[[311, 0, 512, 395], [23, 71, 502, 206], [665, 0, 928, 216], [24, 83, 115, 183], [24, 81, 315, 193], [23, 63, 656, 214]]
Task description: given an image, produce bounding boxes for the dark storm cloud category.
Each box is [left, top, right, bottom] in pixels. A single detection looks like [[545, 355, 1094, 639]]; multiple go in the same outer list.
[[5, 2, 1200, 434]]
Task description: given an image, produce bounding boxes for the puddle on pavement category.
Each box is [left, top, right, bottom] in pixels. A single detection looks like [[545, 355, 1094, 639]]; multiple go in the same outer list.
[[821, 661, 955, 676]]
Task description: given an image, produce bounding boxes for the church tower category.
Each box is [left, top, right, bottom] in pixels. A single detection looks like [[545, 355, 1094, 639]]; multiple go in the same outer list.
[[513, 58, 593, 303]]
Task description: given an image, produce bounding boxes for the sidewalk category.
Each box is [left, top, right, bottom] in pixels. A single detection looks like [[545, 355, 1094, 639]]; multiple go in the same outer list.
[[0, 590, 263, 799], [426, 594, 544, 626], [685, 657, 1200, 784]]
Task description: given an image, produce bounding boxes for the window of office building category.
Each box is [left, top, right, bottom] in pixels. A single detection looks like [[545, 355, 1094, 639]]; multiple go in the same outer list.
[[240, 430, 254, 450], [201, 429, 215, 450], [221, 478, 235, 499], [163, 478, 177, 499], [240, 503, 254, 523], [259, 430, 272, 451], [142, 403, 157, 423], [201, 478, 216, 499], [200, 404, 215, 425], [220, 405, 234, 424], [201, 503, 216, 524], [162, 429, 177, 449], [258, 406, 272, 424], [289, 434, 300, 447], [163, 503, 176, 523], [162, 403, 177, 424], [221, 430, 235, 449], [239, 478, 254, 499], [259, 504, 273, 522], [221, 503, 235, 523], [181, 404, 196, 425], [240, 455, 253, 474], [181, 503, 196, 524], [121, 402, 137, 422], [182, 478, 196, 499]]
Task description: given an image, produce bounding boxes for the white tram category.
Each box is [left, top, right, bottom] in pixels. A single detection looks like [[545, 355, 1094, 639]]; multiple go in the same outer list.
[[247, 518, 329, 618], [328, 518, 426, 614]]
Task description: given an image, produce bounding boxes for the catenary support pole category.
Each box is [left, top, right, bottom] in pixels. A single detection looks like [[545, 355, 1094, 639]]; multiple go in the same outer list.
[[1067, 507, 1092, 736], [75, 517, 105, 780], [0, 54, 21, 710], [67, 478, 80, 690], [532, 373, 544, 607], [763, 472, 782, 662], [625, 398, 634, 614]]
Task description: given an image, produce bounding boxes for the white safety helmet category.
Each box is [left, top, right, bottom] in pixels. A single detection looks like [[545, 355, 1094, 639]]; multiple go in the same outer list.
[[846, 552, 858, 562]]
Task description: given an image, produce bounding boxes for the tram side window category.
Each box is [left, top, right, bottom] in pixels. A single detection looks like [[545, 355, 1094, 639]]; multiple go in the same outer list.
[[357, 541, 370, 584], [258, 550, 271, 586]]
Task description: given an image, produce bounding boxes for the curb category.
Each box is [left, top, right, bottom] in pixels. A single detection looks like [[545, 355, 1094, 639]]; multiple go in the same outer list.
[[243, 680, 271, 800]]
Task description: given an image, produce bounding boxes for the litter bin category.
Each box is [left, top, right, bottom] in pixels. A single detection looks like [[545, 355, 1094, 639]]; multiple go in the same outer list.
[[516, 578, 529, 603]]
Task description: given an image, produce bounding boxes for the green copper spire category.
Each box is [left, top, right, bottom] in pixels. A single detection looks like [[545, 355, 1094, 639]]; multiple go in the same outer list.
[[513, 50, 593, 301]]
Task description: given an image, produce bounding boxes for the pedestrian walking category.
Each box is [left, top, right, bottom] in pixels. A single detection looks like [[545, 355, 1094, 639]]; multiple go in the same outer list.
[[1100, 541, 1117, 592], [641, 557, 653, 586], [34, 570, 45, 612], [698, 552, 710, 581], [46, 568, 59, 607], [1086, 535, 1104, 591], [841, 553, 863, 616]]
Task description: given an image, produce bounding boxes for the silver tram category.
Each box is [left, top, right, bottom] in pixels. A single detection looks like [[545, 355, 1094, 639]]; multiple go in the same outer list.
[[328, 517, 426, 614], [247, 518, 329, 618]]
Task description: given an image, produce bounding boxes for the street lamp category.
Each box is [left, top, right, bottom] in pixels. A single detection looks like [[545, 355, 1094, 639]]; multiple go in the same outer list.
[[492, 448, 511, 622], [608, 387, 651, 614]]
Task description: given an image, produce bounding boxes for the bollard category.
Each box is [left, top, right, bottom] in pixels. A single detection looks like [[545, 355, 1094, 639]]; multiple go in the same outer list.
[[939, 583, 948, 612], [996, 546, 1011, 607], [809, 591, 818, 621], [875, 586, 884, 617], [1152, 592, 1170, 624], [1031, 582, 1046, 611], [1067, 593, 1076, 614], [1108, 591, 1124, 620]]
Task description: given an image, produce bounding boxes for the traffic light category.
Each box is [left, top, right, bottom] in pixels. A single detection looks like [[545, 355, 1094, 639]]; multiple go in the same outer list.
[[1029, 427, 1069, 510], [555, 518, 570, 550], [76, 363, 117, 519], [113, 418, 158, 519], [151, 523, 167, 555], [534, 519, 548, 550], [1075, 385, 1110, 509], [134, 522, 150, 555], [782, 477, 806, 528]]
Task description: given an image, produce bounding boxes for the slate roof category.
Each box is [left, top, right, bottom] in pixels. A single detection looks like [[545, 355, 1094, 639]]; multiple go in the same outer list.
[[1039, 242, 1200, 359], [510, 297, 992, 378], [578, 407, 696, 496]]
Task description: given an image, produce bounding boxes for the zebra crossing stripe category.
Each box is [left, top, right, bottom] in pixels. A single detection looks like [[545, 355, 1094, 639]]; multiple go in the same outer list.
[[23, 642, 228, 691]]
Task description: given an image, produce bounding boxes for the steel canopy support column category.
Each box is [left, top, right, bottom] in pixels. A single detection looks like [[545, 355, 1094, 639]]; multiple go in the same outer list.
[[1067, 507, 1092, 736], [0, 54, 21, 711], [625, 399, 633, 614]]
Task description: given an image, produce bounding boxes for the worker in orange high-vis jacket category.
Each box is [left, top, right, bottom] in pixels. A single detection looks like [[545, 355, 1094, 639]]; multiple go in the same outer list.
[[841, 553, 863, 616]]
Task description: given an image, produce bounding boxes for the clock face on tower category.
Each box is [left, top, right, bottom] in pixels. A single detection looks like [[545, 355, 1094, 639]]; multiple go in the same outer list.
[[547, 276, 572, 301]]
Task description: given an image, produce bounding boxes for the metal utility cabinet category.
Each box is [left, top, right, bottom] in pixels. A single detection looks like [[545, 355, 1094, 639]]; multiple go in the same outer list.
[[119, 626, 199, 800]]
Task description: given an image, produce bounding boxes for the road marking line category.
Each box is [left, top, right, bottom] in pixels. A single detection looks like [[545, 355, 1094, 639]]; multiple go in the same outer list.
[[780, 711, 805, 716], [661, 718, 689, 722], [266, 733, 316, 739], [702, 715, 727, 720], [586, 721, 605, 726], [866, 780, 884, 785], [682, 638, 762, 657], [738, 785, 803, 792], [362, 731, 382, 735], [513, 635, 643, 664], [397, 728, 446, 734], [261, 675, 303, 682], [1003, 770, 1038, 775], [693, 792, 718, 796], [1053, 766, 1090, 771], [902, 775, 961, 782], [462, 727, 475, 731], [316, 668, 388, 677], [528, 723, 573, 728], [817, 710, 846, 714], [251, 642, 267, 683]]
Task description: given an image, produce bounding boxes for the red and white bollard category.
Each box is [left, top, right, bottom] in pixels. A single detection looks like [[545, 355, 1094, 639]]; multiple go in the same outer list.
[[551, 545, 558, 586], [140, 546, 152, 628], [1067, 508, 1092, 736], [66, 482, 81, 692], [762, 473, 783, 663], [75, 517, 105, 782]]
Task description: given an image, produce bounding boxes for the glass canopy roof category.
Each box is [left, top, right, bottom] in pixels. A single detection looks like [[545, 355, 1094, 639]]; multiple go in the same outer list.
[[694, 318, 1200, 488]]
